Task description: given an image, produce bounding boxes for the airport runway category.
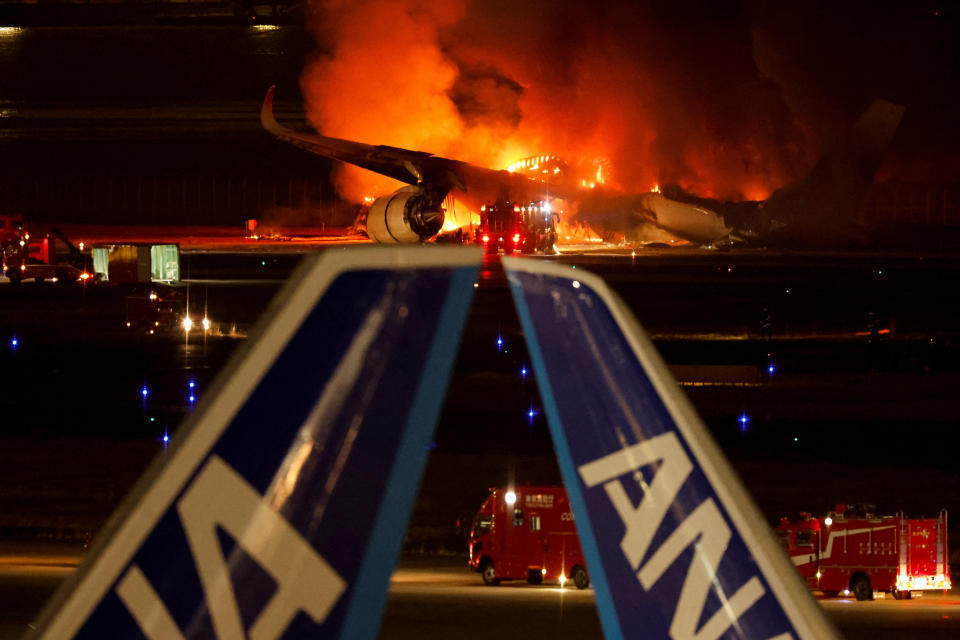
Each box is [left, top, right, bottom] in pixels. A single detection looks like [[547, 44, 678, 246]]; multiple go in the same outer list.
[[2, 548, 957, 639], [1, 246, 959, 639], [379, 558, 960, 640]]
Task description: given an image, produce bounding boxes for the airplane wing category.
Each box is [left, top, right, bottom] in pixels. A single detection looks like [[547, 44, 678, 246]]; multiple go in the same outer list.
[[261, 86, 575, 203], [28, 247, 480, 640], [503, 256, 841, 640]]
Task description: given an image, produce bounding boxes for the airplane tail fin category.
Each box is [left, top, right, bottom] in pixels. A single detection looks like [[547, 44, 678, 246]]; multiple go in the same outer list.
[[260, 84, 286, 136], [759, 99, 905, 243], [503, 256, 841, 640], [27, 247, 481, 640]]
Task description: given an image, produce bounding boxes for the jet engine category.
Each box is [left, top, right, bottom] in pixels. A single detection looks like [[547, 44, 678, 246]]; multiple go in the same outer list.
[[366, 186, 445, 244]]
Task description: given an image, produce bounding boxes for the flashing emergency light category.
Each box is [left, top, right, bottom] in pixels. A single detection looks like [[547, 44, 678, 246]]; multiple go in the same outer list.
[[824, 517, 833, 526], [512, 234, 520, 243], [482, 235, 489, 243], [505, 491, 517, 505]]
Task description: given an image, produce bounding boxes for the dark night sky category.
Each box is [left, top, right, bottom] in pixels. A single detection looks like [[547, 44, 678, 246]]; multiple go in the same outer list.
[[0, 0, 957, 224], [300, 0, 960, 201]]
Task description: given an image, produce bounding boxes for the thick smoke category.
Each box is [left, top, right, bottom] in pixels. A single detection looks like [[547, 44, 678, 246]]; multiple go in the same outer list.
[[300, 0, 928, 205]]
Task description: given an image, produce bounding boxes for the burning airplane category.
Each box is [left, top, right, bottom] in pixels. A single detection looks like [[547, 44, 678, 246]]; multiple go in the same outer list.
[[263, 86, 903, 249]]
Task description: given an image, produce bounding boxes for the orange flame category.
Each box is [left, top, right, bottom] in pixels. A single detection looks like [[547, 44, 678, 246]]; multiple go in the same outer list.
[[300, 0, 813, 214]]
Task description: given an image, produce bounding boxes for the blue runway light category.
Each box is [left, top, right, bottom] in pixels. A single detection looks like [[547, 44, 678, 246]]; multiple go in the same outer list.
[[189, 395, 196, 403], [496, 334, 504, 351], [738, 413, 750, 431], [188, 380, 196, 389], [141, 386, 149, 398], [9, 337, 17, 350], [520, 364, 528, 380], [161, 429, 171, 448], [768, 364, 775, 375]]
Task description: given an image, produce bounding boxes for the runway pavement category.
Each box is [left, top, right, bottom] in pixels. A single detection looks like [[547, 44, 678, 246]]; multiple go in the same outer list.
[[3, 545, 957, 639]]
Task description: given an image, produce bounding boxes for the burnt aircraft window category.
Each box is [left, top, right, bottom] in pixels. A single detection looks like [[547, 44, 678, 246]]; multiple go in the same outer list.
[[512, 508, 523, 527], [529, 515, 541, 532], [796, 529, 815, 548]]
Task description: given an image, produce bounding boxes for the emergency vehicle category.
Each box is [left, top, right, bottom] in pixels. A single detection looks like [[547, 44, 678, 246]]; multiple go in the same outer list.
[[468, 486, 589, 588], [775, 504, 950, 600], [1, 215, 90, 284], [475, 201, 558, 255]]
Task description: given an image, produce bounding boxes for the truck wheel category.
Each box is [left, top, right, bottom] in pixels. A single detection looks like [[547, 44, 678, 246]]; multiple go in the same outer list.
[[851, 574, 872, 601], [571, 566, 589, 590], [481, 560, 499, 586], [893, 588, 912, 600], [526, 569, 543, 585]]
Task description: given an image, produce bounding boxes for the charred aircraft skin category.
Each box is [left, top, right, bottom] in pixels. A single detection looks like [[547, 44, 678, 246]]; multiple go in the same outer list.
[[261, 86, 563, 244], [579, 99, 906, 248], [263, 85, 903, 249]]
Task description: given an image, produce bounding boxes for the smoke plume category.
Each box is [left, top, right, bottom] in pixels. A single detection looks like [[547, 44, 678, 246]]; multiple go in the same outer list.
[[299, 0, 845, 205]]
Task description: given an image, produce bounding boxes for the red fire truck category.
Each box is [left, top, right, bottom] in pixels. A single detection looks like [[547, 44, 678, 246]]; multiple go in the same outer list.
[[475, 201, 558, 255], [468, 486, 589, 588], [1, 215, 89, 284], [775, 504, 950, 600]]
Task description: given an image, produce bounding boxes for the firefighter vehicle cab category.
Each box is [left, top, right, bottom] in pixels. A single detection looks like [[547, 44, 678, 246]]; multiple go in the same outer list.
[[468, 486, 589, 588], [776, 504, 950, 600], [476, 201, 558, 255], [1, 215, 90, 284]]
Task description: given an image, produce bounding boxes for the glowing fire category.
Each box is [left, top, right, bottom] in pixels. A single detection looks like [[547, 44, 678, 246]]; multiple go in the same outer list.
[[298, 0, 813, 225], [506, 155, 610, 192], [557, 219, 617, 245]]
